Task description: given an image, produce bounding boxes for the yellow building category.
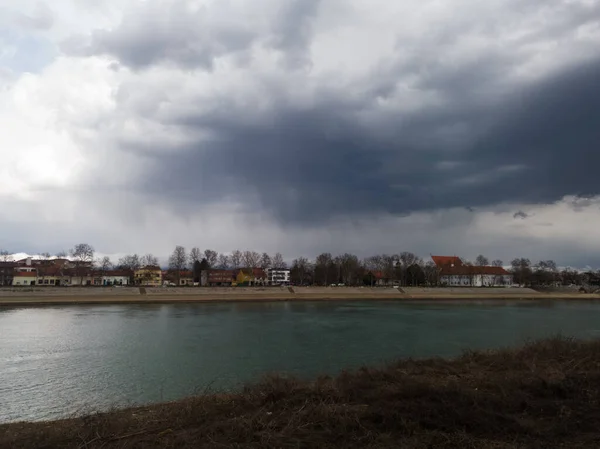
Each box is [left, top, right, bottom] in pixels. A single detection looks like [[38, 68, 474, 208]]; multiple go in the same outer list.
[[235, 268, 267, 286], [134, 266, 162, 286]]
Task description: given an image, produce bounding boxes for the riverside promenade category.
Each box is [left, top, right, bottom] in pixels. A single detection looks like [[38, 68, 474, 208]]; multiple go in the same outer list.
[[0, 286, 598, 305]]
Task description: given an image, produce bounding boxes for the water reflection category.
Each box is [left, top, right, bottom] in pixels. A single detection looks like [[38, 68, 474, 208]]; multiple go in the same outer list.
[[1, 300, 599, 424]]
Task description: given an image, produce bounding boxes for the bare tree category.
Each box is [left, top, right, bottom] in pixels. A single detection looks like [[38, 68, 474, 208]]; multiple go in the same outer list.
[[217, 253, 230, 269], [189, 247, 202, 268], [140, 254, 158, 267], [242, 251, 261, 269], [0, 250, 12, 262], [423, 261, 439, 286], [203, 249, 218, 268], [169, 246, 187, 269], [70, 243, 95, 285], [511, 258, 532, 287], [533, 260, 558, 286], [315, 253, 335, 285], [272, 252, 287, 269], [40, 252, 51, 261], [98, 256, 112, 271], [475, 255, 490, 266], [97, 256, 113, 284], [118, 254, 141, 271], [169, 246, 187, 285], [337, 253, 362, 285], [231, 250, 242, 269], [56, 250, 67, 258], [492, 259, 503, 267], [259, 252, 272, 270], [398, 252, 419, 286], [291, 257, 312, 285]]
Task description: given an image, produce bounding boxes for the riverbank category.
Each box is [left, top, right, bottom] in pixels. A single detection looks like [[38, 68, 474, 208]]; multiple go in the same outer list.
[[0, 286, 599, 305], [2, 337, 600, 448]]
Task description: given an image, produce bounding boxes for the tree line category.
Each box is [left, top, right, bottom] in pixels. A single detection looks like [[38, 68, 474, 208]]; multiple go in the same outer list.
[[2, 244, 599, 288]]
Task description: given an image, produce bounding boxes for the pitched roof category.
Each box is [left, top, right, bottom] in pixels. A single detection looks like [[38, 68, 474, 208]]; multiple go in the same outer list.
[[431, 256, 463, 267], [13, 272, 37, 277]]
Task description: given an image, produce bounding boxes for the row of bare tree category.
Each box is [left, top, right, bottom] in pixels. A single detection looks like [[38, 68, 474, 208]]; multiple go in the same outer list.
[[2, 245, 599, 288]]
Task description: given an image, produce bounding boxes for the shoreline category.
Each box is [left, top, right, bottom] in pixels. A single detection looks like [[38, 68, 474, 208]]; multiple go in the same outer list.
[[0, 289, 600, 306], [3, 337, 600, 448], [1, 286, 598, 306], [1, 293, 599, 306]]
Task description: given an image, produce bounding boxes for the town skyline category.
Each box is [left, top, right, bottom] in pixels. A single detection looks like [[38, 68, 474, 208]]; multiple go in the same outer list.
[[2, 247, 599, 272]]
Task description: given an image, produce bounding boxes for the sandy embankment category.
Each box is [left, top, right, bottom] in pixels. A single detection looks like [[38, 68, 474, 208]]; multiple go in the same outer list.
[[0, 286, 598, 305]]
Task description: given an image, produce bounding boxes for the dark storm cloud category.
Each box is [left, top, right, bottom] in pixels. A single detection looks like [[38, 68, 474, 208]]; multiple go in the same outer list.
[[513, 211, 529, 220], [135, 58, 600, 225]]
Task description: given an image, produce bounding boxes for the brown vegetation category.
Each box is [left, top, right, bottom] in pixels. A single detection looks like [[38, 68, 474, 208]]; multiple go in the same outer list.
[[2, 338, 600, 448]]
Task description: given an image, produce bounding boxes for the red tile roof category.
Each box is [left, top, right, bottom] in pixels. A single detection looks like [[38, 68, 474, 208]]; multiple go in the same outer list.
[[13, 272, 37, 277], [431, 256, 463, 267]]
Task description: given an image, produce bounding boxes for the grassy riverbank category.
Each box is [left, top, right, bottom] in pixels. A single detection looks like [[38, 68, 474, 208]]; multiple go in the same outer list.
[[3, 338, 600, 448]]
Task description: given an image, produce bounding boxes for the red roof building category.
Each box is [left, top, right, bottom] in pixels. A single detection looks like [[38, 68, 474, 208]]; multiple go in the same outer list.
[[431, 255, 512, 287]]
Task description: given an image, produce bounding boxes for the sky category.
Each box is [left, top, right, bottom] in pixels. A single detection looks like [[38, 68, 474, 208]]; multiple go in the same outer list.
[[1, 0, 600, 267]]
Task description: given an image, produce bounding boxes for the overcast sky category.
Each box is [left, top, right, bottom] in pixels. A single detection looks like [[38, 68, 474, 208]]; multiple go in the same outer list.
[[1, 0, 599, 267]]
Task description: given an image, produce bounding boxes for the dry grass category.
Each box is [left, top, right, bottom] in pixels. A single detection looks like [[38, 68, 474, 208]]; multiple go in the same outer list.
[[3, 337, 600, 448]]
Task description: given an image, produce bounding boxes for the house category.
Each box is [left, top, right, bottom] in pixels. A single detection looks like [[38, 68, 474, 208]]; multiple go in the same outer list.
[[266, 268, 291, 285], [235, 268, 267, 286], [365, 271, 394, 286], [431, 255, 513, 287], [201, 269, 235, 286], [37, 267, 64, 286], [68, 271, 93, 286], [134, 265, 162, 286], [99, 270, 132, 286], [162, 270, 194, 286], [12, 271, 38, 286]]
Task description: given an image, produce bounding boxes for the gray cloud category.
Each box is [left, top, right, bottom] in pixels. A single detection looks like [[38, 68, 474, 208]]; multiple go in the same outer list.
[[126, 57, 600, 226], [79, 0, 322, 70], [85, 2, 257, 69], [513, 211, 529, 220], [73, 1, 600, 225], [16, 2, 54, 31]]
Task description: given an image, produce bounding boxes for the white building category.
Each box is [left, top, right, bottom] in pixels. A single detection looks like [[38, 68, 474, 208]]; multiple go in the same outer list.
[[101, 273, 131, 286], [267, 268, 291, 285], [432, 255, 513, 287], [440, 273, 513, 287]]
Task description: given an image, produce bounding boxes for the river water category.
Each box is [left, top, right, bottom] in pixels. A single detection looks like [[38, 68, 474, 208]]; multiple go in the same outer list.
[[1, 300, 600, 423]]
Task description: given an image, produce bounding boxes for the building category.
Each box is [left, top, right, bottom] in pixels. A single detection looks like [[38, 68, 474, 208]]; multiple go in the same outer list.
[[37, 267, 64, 286], [100, 270, 132, 286], [134, 266, 162, 286], [201, 269, 235, 286], [266, 268, 290, 285], [12, 271, 38, 286], [162, 270, 194, 286], [235, 268, 267, 286], [431, 255, 513, 287]]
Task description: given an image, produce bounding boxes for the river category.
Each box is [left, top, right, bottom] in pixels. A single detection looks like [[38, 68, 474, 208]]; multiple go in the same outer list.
[[1, 300, 600, 423]]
